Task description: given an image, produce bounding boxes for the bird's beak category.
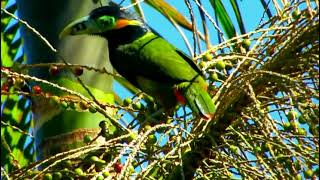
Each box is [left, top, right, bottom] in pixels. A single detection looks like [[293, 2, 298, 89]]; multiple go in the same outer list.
[[59, 16, 97, 39], [114, 19, 143, 29]]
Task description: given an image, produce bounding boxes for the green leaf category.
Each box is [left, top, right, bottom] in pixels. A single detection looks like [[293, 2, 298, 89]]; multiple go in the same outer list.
[[229, 0, 246, 35], [209, 0, 236, 39]]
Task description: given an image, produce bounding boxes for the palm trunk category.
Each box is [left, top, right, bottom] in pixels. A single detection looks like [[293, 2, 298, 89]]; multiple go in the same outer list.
[[16, 0, 114, 160]]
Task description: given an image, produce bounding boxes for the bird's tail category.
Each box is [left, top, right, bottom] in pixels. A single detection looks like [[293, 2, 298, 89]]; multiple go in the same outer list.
[[175, 82, 215, 120]]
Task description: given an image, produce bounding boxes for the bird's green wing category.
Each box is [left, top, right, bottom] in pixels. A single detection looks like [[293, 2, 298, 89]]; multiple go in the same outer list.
[[115, 32, 204, 85]]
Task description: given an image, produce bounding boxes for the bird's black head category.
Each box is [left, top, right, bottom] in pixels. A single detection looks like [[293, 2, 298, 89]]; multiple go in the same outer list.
[[59, 5, 143, 38]]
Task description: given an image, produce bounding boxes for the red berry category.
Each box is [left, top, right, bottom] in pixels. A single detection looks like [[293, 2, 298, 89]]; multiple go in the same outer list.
[[74, 67, 83, 76], [49, 65, 60, 76], [2, 83, 9, 92], [32, 85, 42, 94], [114, 162, 123, 173]]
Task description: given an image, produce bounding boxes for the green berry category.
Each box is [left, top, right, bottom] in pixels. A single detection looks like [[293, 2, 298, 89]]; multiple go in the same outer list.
[[123, 98, 132, 106], [215, 60, 225, 70], [90, 156, 100, 163], [297, 128, 306, 136], [49, 96, 60, 106], [298, 115, 307, 124], [103, 171, 110, 177], [97, 176, 104, 180], [144, 125, 152, 131], [199, 61, 206, 69], [303, 169, 313, 178], [292, 9, 301, 19], [209, 72, 219, 82], [52, 172, 62, 180], [83, 135, 92, 143], [202, 53, 213, 61], [89, 105, 97, 113], [44, 173, 53, 180], [230, 145, 238, 154], [295, 174, 302, 180], [242, 38, 251, 48], [60, 101, 68, 109], [287, 110, 298, 120], [254, 146, 262, 153], [148, 134, 157, 144], [99, 121, 108, 130], [68, 101, 76, 110], [132, 102, 143, 110], [128, 165, 135, 173], [74, 168, 84, 176], [283, 122, 291, 131], [128, 132, 138, 141], [290, 121, 299, 130]]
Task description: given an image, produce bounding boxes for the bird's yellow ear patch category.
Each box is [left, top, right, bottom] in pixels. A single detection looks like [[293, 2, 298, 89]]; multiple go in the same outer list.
[[115, 19, 142, 29]]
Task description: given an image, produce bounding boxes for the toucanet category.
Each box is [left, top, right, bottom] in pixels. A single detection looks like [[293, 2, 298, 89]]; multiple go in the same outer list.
[[60, 5, 215, 119]]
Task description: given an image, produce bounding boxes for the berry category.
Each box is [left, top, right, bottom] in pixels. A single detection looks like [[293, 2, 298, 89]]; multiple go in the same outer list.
[[209, 72, 219, 82], [298, 115, 307, 124], [79, 101, 89, 110], [103, 171, 110, 177], [52, 172, 62, 180], [89, 105, 97, 113], [123, 98, 132, 106], [60, 101, 68, 109], [295, 174, 302, 180], [283, 122, 291, 131], [1, 83, 9, 92], [133, 102, 143, 110], [99, 121, 108, 130], [83, 135, 92, 143], [114, 162, 123, 173], [202, 53, 213, 61], [74, 66, 84, 76], [97, 176, 104, 180], [242, 38, 251, 48], [230, 145, 238, 154], [304, 169, 313, 178], [148, 134, 157, 144], [144, 125, 152, 131], [32, 85, 42, 94], [290, 121, 299, 130], [49, 65, 60, 76], [199, 61, 206, 69], [215, 60, 225, 70], [292, 9, 301, 20], [43, 173, 52, 180], [74, 168, 84, 176], [297, 128, 306, 136], [287, 110, 298, 120]]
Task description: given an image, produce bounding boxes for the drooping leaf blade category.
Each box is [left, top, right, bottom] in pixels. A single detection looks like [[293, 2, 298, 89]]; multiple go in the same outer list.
[[209, 0, 236, 39], [229, 0, 246, 35]]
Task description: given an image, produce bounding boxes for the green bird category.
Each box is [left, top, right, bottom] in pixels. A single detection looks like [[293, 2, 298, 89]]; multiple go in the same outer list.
[[60, 5, 215, 119]]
